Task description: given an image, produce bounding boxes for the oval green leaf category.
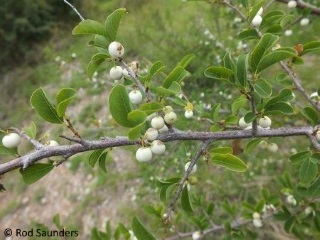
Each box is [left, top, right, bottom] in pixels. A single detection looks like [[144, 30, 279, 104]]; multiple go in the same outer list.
[[253, 78, 272, 98], [162, 66, 188, 88], [105, 8, 127, 42], [20, 163, 54, 184], [211, 153, 248, 172], [181, 185, 193, 213], [301, 107, 319, 126], [132, 216, 156, 240], [72, 19, 107, 37], [204, 66, 234, 82], [299, 159, 318, 184], [56, 88, 77, 117]]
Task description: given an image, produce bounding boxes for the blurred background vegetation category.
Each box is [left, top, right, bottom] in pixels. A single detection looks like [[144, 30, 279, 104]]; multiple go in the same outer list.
[[1, 0, 320, 239]]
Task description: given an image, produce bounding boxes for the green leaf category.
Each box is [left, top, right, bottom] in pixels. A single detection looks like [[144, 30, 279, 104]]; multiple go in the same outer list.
[[299, 159, 318, 184], [53, 213, 62, 229], [104, 8, 127, 42], [289, 151, 311, 165], [145, 61, 165, 82], [109, 85, 133, 127], [236, 54, 247, 87], [237, 29, 259, 41], [20, 163, 54, 184], [264, 102, 293, 115], [87, 53, 110, 79], [260, 10, 285, 29], [56, 88, 77, 117], [244, 112, 255, 123], [307, 177, 320, 197], [156, 86, 176, 97], [23, 121, 37, 139], [127, 110, 147, 140], [244, 139, 263, 153], [72, 20, 107, 37], [0, 145, 18, 156], [211, 153, 248, 172], [301, 41, 320, 56], [204, 66, 234, 82], [181, 186, 193, 213], [210, 103, 221, 122], [92, 35, 109, 48], [139, 102, 163, 115], [162, 67, 188, 88], [250, 33, 279, 73], [253, 78, 272, 98], [89, 149, 105, 167], [256, 48, 297, 73], [301, 107, 319, 126], [210, 147, 233, 154], [177, 54, 196, 68], [114, 223, 130, 240], [30, 88, 63, 124], [231, 95, 248, 115], [265, 24, 283, 35], [144, 205, 162, 218], [265, 89, 294, 107], [248, 0, 266, 22], [98, 152, 108, 173], [132, 217, 156, 240], [223, 52, 236, 72]]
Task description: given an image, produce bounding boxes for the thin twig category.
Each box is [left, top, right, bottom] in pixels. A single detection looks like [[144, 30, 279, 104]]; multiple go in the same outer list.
[[10, 127, 44, 150], [223, 0, 247, 20], [63, 0, 85, 21]]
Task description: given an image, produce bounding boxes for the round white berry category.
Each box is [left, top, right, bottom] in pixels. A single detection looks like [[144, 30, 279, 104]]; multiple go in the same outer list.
[[164, 111, 177, 124], [253, 218, 263, 228], [135, 147, 153, 162], [150, 140, 166, 155], [129, 90, 143, 105], [109, 66, 123, 80], [192, 231, 202, 240], [2, 133, 21, 148], [47, 140, 59, 147], [158, 124, 169, 133], [300, 18, 310, 26], [239, 117, 251, 129], [316, 131, 320, 142], [267, 143, 279, 153], [252, 15, 263, 27], [258, 116, 272, 129], [184, 110, 193, 119], [285, 29, 293, 36], [304, 207, 313, 215], [151, 116, 165, 130], [258, 140, 268, 149], [122, 68, 131, 78], [310, 92, 319, 101], [252, 212, 261, 219], [256, 7, 263, 16], [185, 161, 197, 174], [145, 128, 159, 141], [108, 41, 124, 58], [286, 194, 297, 206], [287, 1, 297, 8]]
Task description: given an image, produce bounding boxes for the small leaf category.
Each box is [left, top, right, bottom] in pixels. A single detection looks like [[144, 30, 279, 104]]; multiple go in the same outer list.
[[139, 102, 163, 115], [204, 66, 234, 82], [53, 214, 62, 229], [223, 52, 236, 73], [23, 121, 37, 139], [264, 102, 293, 115], [145, 61, 165, 82], [162, 67, 188, 88], [56, 88, 77, 117], [20, 163, 54, 184], [132, 217, 156, 240], [301, 107, 319, 126], [104, 8, 127, 42], [307, 177, 320, 197], [250, 33, 279, 73], [301, 41, 320, 56], [265, 89, 294, 107], [30, 88, 63, 124], [98, 152, 108, 173], [253, 78, 272, 98], [299, 159, 318, 184], [72, 20, 107, 37], [236, 54, 248, 87], [210, 147, 233, 154], [127, 110, 147, 140], [177, 54, 195, 68], [181, 186, 193, 213], [289, 151, 311, 165], [89, 149, 105, 167], [109, 85, 133, 127], [248, 0, 266, 22], [237, 29, 259, 41], [231, 95, 248, 115], [210, 103, 221, 123], [244, 112, 255, 123], [211, 153, 248, 172], [244, 139, 263, 153], [0, 145, 18, 156]]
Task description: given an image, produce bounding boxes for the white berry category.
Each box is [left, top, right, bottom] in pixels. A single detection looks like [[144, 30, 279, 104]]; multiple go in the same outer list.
[[164, 111, 177, 124], [144, 128, 159, 141], [239, 117, 251, 129], [108, 41, 124, 58], [310, 92, 319, 101], [185, 161, 197, 174], [304, 207, 313, 215], [253, 218, 263, 228], [158, 124, 169, 133], [256, 7, 263, 16], [150, 140, 166, 155], [286, 194, 297, 206], [122, 68, 131, 78], [316, 131, 320, 142], [47, 140, 59, 147], [151, 116, 165, 130], [285, 29, 293, 36], [135, 147, 153, 162], [252, 212, 261, 219], [258, 116, 272, 129], [109, 66, 123, 80], [184, 110, 193, 119], [252, 15, 263, 27], [192, 231, 202, 240], [2, 133, 21, 148], [129, 90, 143, 105], [267, 143, 279, 153], [287, 1, 297, 8], [300, 18, 310, 26]]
